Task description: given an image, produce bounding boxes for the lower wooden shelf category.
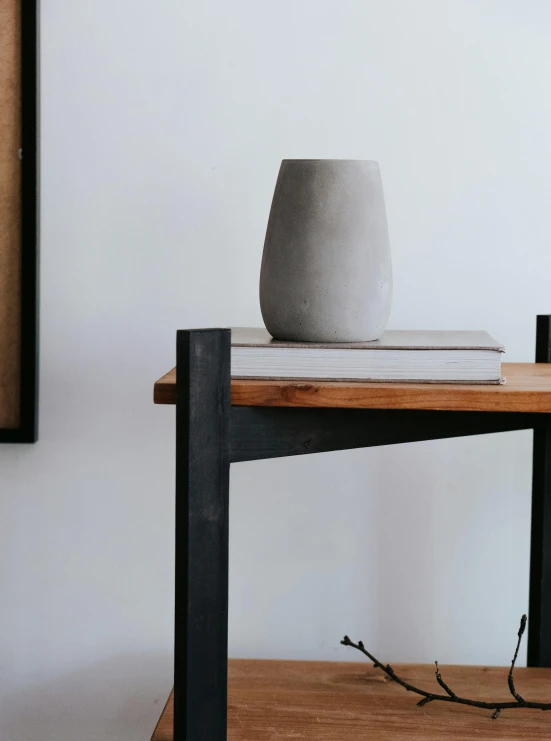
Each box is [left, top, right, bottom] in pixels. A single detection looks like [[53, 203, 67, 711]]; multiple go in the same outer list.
[[152, 659, 551, 740]]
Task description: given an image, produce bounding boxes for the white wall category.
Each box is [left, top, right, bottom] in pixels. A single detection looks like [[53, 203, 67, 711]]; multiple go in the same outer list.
[[2, 0, 551, 738]]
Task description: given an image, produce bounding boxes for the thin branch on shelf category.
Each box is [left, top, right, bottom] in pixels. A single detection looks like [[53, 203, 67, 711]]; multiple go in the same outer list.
[[434, 661, 456, 698], [508, 614, 527, 705], [341, 614, 548, 719]]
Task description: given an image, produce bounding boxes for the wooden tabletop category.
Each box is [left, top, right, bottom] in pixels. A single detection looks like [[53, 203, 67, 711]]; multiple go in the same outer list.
[[152, 659, 551, 741], [154, 363, 551, 413]]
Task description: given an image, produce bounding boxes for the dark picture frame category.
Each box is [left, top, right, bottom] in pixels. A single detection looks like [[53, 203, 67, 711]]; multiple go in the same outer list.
[[0, 1, 38, 443]]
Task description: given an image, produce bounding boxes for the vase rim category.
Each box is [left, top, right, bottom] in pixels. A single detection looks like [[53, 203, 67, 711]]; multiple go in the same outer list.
[[281, 158, 379, 164]]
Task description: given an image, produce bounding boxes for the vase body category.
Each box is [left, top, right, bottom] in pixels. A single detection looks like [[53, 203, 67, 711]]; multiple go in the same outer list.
[[259, 159, 392, 342]]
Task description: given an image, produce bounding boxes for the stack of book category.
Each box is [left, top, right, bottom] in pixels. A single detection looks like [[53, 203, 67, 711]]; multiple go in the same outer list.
[[230, 328, 504, 385]]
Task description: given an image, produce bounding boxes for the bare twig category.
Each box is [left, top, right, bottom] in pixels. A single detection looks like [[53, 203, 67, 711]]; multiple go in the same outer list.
[[341, 614, 547, 719], [435, 662, 457, 698], [508, 614, 527, 705]]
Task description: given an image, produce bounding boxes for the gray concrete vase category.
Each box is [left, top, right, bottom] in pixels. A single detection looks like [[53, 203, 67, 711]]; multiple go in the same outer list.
[[259, 159, 392, 342]]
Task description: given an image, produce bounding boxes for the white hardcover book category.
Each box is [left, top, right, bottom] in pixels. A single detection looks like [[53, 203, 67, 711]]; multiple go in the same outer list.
[[230, 328, 505, 384]]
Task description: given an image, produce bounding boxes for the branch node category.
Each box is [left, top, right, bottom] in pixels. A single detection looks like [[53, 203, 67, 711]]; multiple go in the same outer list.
[[417, 696, 434, 707], [435, 661, 457, 698]]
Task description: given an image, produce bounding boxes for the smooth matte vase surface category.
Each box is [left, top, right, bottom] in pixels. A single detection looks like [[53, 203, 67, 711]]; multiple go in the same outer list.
[[260, 159, 392, 342]]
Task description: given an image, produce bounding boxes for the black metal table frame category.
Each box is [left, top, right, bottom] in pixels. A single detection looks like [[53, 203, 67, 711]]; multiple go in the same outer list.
[[173, 315, 551, 741]]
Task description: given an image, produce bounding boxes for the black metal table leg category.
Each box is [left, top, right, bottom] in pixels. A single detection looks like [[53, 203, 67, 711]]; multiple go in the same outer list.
[[175, 329, 231, 740], [529, 315, 551, 666]]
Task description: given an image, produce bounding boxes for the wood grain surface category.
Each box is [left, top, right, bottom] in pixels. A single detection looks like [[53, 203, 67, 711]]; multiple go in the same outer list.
[[154, 363, 551, 413], [152, 659, 551, 741], [0, 0, 21, 428]]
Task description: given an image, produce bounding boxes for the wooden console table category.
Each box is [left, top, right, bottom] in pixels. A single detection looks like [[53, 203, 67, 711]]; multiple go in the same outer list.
[[152, 660, 551, 740], [152, 316, 551, 740]]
